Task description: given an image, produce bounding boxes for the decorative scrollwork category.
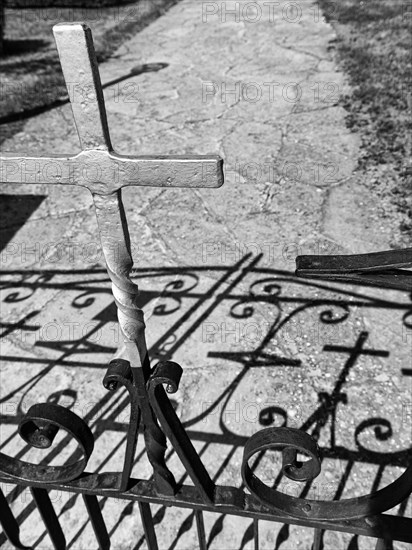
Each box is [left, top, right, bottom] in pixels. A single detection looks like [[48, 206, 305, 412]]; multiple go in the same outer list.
[[230, 300, 255, 319], [103, 358, 176, 495], [147, 361, 215, 504], [72, 291, 97, 309], [353, 418, 410, 464], [0, 403, 94, 483], [258, 406, 288, 427], [1, 274, 54, 304], [242, 427, 321, 491], [230, 278, 282, 319], [355, 418, 392, 449], [242, 426, 412, 521], [249, 279, 282, 299], [1, 274, 35, 303], [402, 309, 412, 329], [319, 304, 350, 324], [152, 296, 182, 316], [162, 275, 199, 294], [103, 358, 140, 491]]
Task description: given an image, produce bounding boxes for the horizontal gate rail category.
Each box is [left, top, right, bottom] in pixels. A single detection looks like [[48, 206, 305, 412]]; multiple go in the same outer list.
[[1, 476, 411, 544]]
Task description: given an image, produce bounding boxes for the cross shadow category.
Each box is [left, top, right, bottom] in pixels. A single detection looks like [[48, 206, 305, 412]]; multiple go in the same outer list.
[[0, 63, 168, 126], [0, 256, 411, 549], [1, 39, 49, 56]]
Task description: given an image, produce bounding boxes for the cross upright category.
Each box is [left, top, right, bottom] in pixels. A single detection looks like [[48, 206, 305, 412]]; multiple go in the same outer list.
[[0, 23, 224, 492]]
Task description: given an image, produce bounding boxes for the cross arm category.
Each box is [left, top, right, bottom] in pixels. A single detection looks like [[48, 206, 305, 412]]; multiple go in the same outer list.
[[0, 151, 223, 194], [0, 23, 224, 193]]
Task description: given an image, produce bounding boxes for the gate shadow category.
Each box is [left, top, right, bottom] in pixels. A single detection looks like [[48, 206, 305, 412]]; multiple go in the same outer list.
[[0, 255, 411, 549]]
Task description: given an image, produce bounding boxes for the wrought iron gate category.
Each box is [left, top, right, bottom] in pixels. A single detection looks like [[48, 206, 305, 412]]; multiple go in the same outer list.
[[0, 22, 411, 550]]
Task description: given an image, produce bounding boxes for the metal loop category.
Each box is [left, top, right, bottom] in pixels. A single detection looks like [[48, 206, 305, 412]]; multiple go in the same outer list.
[[149, 361, 182, 394], [0, 403, 94, 484], [242, 426, 412, 520], [242, 427, 321, 486]]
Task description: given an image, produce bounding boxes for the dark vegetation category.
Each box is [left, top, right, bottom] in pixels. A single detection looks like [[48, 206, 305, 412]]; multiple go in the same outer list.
[[317, 0, 412, 235]]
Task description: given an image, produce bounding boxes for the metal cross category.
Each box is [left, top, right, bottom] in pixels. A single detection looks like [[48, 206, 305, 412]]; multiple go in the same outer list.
[[0, 21, 223, 359], [1, 24, 223, 193], [0, 23, 224, 493]]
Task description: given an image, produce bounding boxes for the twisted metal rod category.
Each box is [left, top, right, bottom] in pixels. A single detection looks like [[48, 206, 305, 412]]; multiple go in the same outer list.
[[94, 191, 176, 495]]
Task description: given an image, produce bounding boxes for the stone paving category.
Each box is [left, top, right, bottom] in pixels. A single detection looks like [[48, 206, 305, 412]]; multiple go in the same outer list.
[[1, 0, 411, 548]]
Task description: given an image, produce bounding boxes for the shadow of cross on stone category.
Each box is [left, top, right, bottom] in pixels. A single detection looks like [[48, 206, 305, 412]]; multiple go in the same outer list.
[[0, 23, 224, 495]]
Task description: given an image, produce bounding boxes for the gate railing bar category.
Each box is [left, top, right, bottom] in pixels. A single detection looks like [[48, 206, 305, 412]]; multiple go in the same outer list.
[[138, 502, 158, 550], [83, 494, 110, 550], [312, 528, 324, 550], [1, 476, 410, 543], [0, 487, 27, 549], [253, 518, 259, 550], [195, 510, 207, 550], [30, 487, 66, 550]]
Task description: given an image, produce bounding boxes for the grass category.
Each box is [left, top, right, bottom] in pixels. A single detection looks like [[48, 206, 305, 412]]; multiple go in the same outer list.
[[317, 0, 412, 236], [0, 0, 179, 144]]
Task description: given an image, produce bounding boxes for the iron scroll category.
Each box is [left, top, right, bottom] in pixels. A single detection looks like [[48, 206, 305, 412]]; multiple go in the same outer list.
[[0, 403, 94, 483]]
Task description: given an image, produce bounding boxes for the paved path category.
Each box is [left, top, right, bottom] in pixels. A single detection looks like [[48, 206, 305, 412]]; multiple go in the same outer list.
[[1, 1, 411, 548]]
